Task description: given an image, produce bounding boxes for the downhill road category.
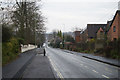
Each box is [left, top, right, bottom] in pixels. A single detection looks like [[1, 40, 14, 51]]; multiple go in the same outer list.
[[46, 47, 120, 79]]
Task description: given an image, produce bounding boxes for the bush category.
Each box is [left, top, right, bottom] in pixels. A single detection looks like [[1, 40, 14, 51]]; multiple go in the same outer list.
[[76, 48, 82, 52], [85, 50, 89, 53], [17, 38, 24, 44], [2, 37, 20, 65], [110, 50, 120, 59], [2, 26, 12, 42], [104, 46, 112, 58]]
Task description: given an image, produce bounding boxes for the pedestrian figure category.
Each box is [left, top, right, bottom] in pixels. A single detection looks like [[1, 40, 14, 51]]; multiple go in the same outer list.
[[44, 48, 46, 56]]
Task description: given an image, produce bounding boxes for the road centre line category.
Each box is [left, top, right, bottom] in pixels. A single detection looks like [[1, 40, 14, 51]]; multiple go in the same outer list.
[[61, 49, 120, 70], [65, 51, 120, 75], [52, 48, 86, 64], [48, 48, 114, 79], [92, 70, 99, 73]]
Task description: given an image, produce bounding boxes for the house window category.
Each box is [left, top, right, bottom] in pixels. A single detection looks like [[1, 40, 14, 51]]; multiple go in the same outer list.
[[113, 26, 116, 32]]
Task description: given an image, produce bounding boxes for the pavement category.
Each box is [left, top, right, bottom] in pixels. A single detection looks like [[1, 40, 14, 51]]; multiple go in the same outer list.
[[22, 54, 55, 78], [2, 48, 55, 79], [46, 47, 120, 79], [62, 49, 120, 67], [2, 49, 37, 79]]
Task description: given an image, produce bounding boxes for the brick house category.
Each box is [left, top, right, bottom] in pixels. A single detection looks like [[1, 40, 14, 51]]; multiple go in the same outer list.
[[95, 27, 105, 50], [74, 31, 82, 43], [105, 20, 112, 33], [87, 24, 107, 41], [97, 27, 105, 40], [107, 10, 120, 41], [81, 29, 88, 43]]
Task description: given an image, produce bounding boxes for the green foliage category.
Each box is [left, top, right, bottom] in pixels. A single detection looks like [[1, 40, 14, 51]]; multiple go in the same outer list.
[[57, 30, 62, 38], [2, 37, 20, 65], [50, 39, 61, 48], [110, 50, 118, 59], [76, 48, 82, 52], [90, 39, 95, 42], [104, 39, 120, 59], [2, 25, 12, 42], [17, 38, 24, 44], [64, 35, 75, 43], [87, 39, 95, 51], [83, 50, 89, 53]]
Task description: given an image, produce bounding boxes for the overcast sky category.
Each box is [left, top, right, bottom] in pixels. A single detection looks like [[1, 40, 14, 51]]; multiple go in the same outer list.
[[0, 0, 119, 33], [40, 0, 120, 33]]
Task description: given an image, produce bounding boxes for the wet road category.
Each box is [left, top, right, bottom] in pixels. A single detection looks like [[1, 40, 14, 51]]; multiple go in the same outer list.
[[46, 47, 120, 79]]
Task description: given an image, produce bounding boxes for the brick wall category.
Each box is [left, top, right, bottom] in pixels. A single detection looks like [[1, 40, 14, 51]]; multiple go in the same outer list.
[[118, 13, 120, 38], [107, 12, 120, 41], [74, 31, 82, 43]]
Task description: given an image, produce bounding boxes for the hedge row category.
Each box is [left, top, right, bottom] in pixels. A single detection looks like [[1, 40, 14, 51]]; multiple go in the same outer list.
[[2, 37, 21, 65]]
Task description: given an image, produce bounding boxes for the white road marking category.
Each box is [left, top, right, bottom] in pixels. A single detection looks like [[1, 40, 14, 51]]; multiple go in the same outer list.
[[48, 48, 113, 79], [48, 56, 64, 80], [92, 70, 99, 73], [102, 75, 109, 79]]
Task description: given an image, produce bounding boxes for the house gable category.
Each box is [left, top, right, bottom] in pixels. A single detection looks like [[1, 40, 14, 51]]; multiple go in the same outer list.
[[107, 10, 120, 41], [97, 27, 104, 40], [87, 24, 107, 39]]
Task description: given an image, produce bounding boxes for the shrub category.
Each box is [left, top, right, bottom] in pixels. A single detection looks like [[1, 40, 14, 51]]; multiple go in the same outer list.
[[17, 38, 24, 44], [2, 37, 20, 65], [2, 26, 12, 42], [104, 46, 112, 58], [110, 50, 119, 59], [84, 50, 89, 53], [76, 48, 82, 52]]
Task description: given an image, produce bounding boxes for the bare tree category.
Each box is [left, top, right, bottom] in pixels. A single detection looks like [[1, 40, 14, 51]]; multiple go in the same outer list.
[[11, 1, 45, 45]]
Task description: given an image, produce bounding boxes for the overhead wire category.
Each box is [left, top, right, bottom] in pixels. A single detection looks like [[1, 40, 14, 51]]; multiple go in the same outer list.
[[96, 3, 118, 22]]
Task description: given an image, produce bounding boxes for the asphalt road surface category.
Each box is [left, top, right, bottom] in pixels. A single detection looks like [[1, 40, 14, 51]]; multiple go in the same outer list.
[[46, 47, 120, 79]]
